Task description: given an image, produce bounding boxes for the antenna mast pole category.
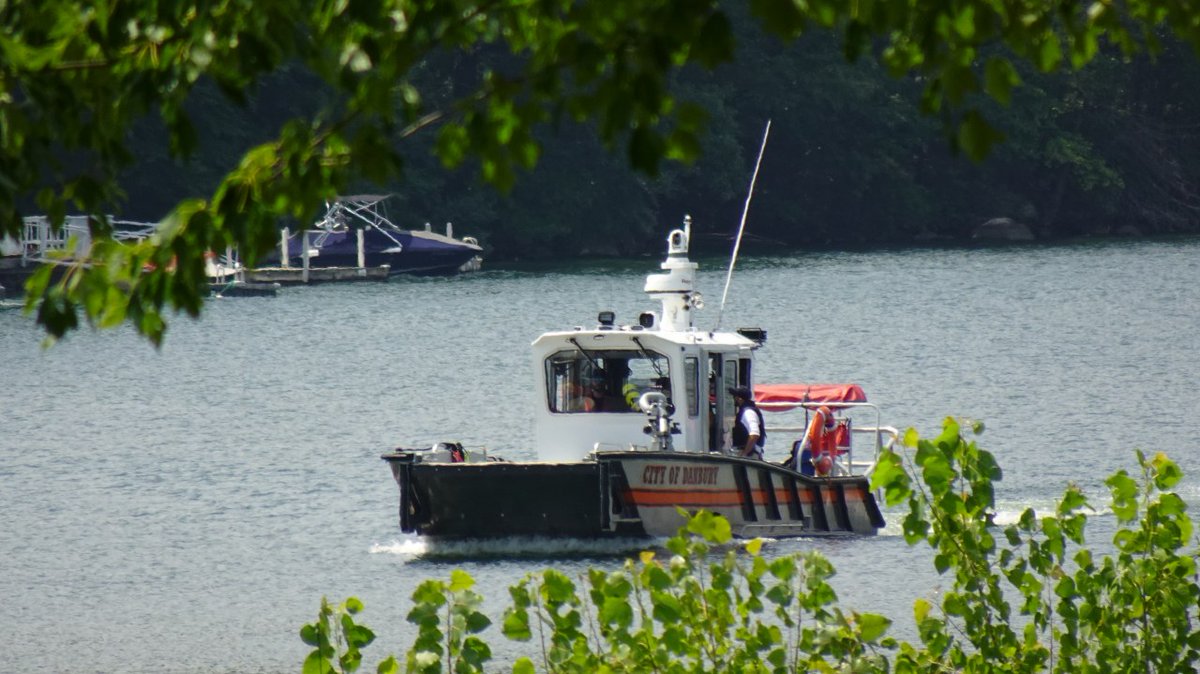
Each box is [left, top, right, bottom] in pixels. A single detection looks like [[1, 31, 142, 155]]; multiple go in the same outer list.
[[716, 119, 771, 331]]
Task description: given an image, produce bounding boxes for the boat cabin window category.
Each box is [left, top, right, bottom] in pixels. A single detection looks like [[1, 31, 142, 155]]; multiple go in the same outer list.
[[738, 358, 753, 390], [546, 349, 671, 413], [723, 357, 738, 448], [684, 357, 699, 418]]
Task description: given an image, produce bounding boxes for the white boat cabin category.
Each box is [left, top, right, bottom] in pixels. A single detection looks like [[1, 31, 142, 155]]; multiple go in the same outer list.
[[532, 219, 767, 462]]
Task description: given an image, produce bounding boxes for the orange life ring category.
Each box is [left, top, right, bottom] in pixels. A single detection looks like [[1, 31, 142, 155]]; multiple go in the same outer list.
[[802, 406, 837, 475]]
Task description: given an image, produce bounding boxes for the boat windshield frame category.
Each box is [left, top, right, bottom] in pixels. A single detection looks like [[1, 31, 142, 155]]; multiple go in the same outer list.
[[545, 347, 671, 414]]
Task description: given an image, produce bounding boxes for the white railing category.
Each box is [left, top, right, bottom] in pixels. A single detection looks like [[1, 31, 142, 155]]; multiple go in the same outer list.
[[19, 216, 156, 265], [759, 400, 899, 476]]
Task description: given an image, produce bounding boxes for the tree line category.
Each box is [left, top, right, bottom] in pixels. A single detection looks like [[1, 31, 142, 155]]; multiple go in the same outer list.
[[116, 9, 1200, 262]]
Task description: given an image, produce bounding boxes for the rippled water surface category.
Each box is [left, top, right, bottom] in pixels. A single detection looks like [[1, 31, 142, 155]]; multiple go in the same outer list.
[[3, 236, 1199, 672]]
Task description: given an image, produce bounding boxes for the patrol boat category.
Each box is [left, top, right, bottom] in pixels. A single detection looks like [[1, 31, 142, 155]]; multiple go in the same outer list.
[[381, 217, 892, 539]]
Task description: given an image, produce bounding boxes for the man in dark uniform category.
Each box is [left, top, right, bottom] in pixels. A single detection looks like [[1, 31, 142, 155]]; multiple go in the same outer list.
[[729, 386, 765, 459]]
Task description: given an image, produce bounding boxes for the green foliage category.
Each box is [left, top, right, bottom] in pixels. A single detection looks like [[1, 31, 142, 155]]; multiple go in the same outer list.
[[5, 0, 732, 343], [306, 419, 1199, 672], [878, 420, 1200, 673], [406, 570, 492, 674], [6, 0, 1200, 342], [496, 506, 884, 673], [301, 596, 388, 674]]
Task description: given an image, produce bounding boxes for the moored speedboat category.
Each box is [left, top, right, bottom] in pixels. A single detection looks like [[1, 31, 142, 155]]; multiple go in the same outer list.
[[259, 195, 482, 277], [381, 217, 894, 539]]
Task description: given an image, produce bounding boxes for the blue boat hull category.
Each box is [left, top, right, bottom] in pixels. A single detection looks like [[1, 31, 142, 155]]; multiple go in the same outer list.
[[266, 228, 481, 276]]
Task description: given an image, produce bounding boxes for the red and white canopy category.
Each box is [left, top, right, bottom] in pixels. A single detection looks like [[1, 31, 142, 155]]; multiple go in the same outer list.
[[753, 383, 867, 411]]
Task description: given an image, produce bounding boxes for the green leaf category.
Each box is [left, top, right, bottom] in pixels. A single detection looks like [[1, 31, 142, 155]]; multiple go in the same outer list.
[[942, 591, 967, 616], [600, 596, 634, 626], [465, 610, 492, 634], [920, 452, 955, 491], [628, 126, 665, 175], [744, 538, 763, 556], [957, 110, 1004, 161], [411, 580, 447, 607], [903, 427, 920, 448], [303, 651, 334, 674], [1106, 471, 1139, 521], [540, 569, 575, 602], [300, 624, 322, 647], [856, 612, 892, 642], [1150, 452, 1183, 489], [376, 655, 398, 674], [983, 57, 1020, 106], [913, 597, 932, 622], [692, 12, 734, 67], [952, 5, 976, 39], [1036, 34, 1064, 71], [1054, 576, 1076, 599], [501, 609, 532, 641], [748, 0, 807, 38], [344, 624, 375, 649], [686, 509, 732, 543], [449, 570, 475, 593]]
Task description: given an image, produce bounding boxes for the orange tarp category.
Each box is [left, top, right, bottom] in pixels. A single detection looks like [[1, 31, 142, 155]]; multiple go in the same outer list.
[[754, 383, 867, 411]]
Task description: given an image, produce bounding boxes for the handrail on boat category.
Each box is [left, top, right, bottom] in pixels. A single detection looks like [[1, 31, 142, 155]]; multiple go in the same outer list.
[[759, 401, 899, 476]]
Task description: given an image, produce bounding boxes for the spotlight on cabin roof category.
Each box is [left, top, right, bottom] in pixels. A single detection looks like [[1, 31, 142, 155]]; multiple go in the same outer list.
[[737, 327, 767, 345], [597, 311, 616, 329]]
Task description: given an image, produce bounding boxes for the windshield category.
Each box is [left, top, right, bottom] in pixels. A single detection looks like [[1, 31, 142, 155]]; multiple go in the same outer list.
[[546, 348, 671, 413]]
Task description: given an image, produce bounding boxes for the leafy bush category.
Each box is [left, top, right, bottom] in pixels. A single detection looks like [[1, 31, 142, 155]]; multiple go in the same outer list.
[[303, 418, 1199, 673]]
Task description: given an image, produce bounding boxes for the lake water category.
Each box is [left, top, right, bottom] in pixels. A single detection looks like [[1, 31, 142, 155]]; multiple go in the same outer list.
[[3, 236, 1199, 673]]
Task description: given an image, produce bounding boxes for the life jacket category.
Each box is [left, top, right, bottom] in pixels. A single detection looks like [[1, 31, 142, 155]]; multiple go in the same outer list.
[[832, 418, 852, 454], [622, 382, 640, 409], [732, 403, 766, 450]]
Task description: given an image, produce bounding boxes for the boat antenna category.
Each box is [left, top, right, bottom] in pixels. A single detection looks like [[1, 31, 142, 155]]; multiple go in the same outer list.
[[715, 119, 771, 332]]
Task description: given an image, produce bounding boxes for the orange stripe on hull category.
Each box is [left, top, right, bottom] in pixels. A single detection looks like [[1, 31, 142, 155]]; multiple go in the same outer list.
[[625, 485, 869, 509], [624, 488, 743, 507]]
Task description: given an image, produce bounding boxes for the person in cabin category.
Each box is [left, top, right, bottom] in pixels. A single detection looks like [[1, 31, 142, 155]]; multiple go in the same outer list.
[[565, 378, 599, 412], [607, 360, 641, 410], [622, 379, 641, 410], [583, 372, 609, 411], [729, 386, 766, 460]]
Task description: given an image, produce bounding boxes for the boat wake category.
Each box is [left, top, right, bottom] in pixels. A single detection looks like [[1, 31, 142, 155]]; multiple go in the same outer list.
[[370, 536, 668, 561]]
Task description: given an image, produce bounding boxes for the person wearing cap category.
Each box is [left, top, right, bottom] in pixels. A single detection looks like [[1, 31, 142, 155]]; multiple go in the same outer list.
[[729, 386, 766, 460]]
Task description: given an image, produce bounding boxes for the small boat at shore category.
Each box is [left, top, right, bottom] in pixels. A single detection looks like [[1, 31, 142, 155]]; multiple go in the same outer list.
[[255, 195, 482, 277], [381, 216, 895, 539]]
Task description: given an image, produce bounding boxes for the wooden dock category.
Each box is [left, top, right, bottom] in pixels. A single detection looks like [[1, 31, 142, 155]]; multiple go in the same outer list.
[[245, 265, 390, 284], [208, 281, 279, 297]]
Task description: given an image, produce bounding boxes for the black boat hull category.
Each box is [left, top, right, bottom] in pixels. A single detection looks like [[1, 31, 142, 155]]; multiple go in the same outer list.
[[382, 451, 885, 539]]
